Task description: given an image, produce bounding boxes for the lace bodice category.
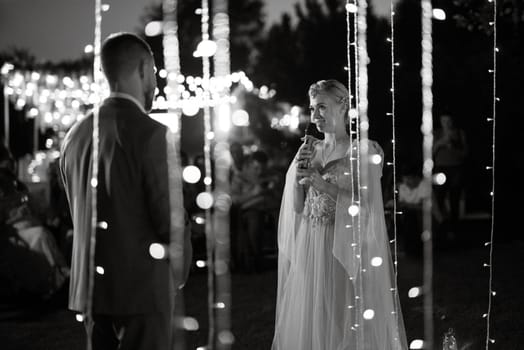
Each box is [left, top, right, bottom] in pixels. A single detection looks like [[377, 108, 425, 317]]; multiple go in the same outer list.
[[303, 172, 338, 224]]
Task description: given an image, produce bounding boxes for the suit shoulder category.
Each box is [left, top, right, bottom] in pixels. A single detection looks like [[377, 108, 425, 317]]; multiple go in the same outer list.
[[137, 115, 168, 141], [62, 113, 93, 150]]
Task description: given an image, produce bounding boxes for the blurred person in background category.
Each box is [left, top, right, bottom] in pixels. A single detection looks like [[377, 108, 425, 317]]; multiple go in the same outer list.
[[0, 144, 68, 299], [433, 113, 468, 236], [231, 150, 279, 272]]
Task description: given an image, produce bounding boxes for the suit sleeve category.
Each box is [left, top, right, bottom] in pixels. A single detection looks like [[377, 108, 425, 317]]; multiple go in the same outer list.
[[143, 125, 192, 288], [142, 125, 171, 243], [165, 129, 192, 288]]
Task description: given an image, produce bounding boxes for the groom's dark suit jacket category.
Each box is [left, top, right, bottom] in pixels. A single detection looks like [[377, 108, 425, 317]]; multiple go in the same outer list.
[[60, 97, 177, 315]]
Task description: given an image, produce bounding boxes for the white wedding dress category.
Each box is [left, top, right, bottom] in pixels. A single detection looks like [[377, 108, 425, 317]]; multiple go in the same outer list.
[[272, 140, 407, 350]]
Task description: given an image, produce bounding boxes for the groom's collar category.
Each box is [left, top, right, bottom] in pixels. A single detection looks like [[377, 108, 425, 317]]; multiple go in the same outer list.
[[106, 92, 147, 114]]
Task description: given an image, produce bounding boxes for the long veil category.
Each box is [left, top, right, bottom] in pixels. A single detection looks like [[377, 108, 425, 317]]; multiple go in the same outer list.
[[274, 140, 407, 350]]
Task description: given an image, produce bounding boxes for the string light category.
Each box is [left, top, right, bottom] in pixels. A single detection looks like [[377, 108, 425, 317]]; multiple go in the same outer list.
[[485, 0, 497, 347], [2, 69, 101, 132], [356, 0, 371, 346], [85, 2, 103, 350], [346, 1, 361, 346], [421, 1, 434, 349], [2, 84, 10, 147], [194, 3, 219, 345], [211, 0, 233, 348], [389, 0, 402, 339], [2, 65, 258, 140]]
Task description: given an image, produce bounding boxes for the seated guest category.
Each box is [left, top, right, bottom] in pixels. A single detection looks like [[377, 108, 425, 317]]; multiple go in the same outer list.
[[47, 158, 73, 262], [0, 146, 68, 296], [231, 150, 279, 272], [394, 164, 443, 257]]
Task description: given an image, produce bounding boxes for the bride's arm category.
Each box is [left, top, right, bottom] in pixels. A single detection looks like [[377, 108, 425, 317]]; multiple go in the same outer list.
[[294, 182, 306, 213], [302, 169, 351, 201], [292, 139, 317, 213], [294, 165, 313, 213]]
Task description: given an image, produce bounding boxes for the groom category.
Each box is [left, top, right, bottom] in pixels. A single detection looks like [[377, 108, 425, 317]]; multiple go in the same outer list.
[[60, 32, 192, 350]]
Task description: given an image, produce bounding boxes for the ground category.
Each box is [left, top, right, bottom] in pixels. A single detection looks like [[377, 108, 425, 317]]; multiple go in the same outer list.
[[1, 222, 523, 350]]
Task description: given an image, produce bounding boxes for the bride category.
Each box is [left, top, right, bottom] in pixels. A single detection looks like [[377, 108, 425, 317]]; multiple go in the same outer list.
[[272, 80, 407, 349]]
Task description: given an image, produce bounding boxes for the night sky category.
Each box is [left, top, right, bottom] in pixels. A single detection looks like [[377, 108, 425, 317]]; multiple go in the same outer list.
[[0, 0, 392, 62]]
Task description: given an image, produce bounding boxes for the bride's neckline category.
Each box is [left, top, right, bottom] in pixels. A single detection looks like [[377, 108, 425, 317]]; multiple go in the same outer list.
[[320, 138, 352, 166]]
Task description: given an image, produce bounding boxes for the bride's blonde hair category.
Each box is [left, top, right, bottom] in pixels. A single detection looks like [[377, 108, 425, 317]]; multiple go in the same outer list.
[[308, 79, 351, 128]]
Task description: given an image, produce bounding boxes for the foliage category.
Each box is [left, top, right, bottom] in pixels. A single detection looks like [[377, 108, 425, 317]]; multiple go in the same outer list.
[[138, 0, 266, 76], [253, 0, 391, 140], [0, 47, 92, 74]]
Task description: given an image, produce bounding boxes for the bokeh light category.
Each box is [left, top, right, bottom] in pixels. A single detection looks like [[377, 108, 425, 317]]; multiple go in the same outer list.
[[432, 8, 446, 20], [370, 154, 382, 165], [371, 257, 383, 267], [149, 243, 166, 260], [183, 317, 199, 331], [348, 204, 360, 217], [232, 109, 249, 126], [218, 330, 235, 345], [182, 100, 200, 116], [196, 192, 214, 209], [345, 3, 357, 13], [433, 172, 446, 185], [408, 287, 422, 298], [183, 165, 202, 184], [409, 339, 424, 349], [363, 309, 375, 320], [145, 21, 163, 37]]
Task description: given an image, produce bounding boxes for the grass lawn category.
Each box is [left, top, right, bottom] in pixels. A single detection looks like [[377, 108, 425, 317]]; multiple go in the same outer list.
[[1, 229, 523, 349]]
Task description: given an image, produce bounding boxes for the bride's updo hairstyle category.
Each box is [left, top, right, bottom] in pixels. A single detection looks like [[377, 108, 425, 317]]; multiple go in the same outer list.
[[308, 79, 351, 131]]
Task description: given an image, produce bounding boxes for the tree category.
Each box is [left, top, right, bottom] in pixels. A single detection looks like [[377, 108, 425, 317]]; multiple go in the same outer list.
[[253, 0, 391, 141], [138, 0, 266, 77]]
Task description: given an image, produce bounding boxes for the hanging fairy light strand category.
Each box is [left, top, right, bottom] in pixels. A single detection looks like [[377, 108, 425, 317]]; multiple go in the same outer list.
[[212, 0, 233, 348], [420, 0, 434, 349], [484, 0, 497, 347], [352, 0, 362, 270], [2, 69, 10, 146], [85, 0, 103, 349], [162, 0, 182, 135], [345, 3, 359, 328], [388, 0, 402, 330], [345, 0, 355, 110], [356, 0, 370, 345], [161, 1, 191, 348], [197, 0, 217, 347], [345, 1, 361, 342]]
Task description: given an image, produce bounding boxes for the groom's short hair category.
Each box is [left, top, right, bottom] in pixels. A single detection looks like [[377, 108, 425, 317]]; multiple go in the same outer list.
[[101, 32, 153, 84]]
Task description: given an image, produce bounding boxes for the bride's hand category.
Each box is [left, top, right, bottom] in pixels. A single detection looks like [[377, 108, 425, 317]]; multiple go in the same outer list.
[[295, 136, 316, 166], [296, 148, 313, 168], [299, 169, 327, 192], [296, 167, 312, 186]]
